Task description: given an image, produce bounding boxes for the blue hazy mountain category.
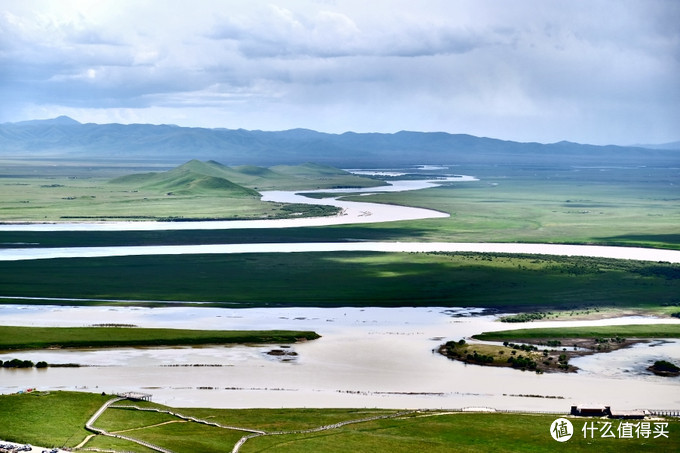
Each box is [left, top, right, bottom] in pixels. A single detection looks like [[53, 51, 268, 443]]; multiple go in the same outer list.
[[0, 117, 676, 167]]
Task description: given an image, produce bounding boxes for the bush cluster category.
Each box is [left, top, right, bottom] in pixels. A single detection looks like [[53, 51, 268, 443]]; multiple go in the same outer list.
[[503, 342, 538, 352], [507, 355, 537, 370], [0, 359, 48, 369], [653, 360, 680, 372], [466, 351, 494, 364], [500, 312, 547, 323]]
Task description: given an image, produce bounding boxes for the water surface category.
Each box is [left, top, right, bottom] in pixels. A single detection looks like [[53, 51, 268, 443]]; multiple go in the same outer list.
[[1, 306, 677, 410]]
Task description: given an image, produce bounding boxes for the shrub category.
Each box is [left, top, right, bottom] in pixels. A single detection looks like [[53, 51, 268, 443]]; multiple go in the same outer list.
[[653, 360, 680, 372]]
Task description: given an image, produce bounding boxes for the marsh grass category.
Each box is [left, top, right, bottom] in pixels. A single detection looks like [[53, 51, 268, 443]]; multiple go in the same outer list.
[[341, 172, 680, 249], [1, 252, 677, 312], [2, 162, 678, 249], [0, 326, 320, 351], [473, 324, 680, 341]]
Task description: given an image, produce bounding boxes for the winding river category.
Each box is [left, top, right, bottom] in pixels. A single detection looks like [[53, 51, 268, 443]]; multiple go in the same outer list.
[[1, 174, 679, 263], [1, 171, 678, 411], [0, 177, 461, 232]]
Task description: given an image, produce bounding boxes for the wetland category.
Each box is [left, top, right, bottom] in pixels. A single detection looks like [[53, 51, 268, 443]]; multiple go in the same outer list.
[[1, 160, 678, 436]]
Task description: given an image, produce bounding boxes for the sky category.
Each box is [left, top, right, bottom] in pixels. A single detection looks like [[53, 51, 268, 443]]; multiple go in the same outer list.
[[1, 0, 678, 145]]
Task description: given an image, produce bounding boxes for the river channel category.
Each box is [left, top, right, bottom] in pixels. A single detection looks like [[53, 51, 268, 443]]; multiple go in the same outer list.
[[1, 170, 678, 411], [0, 305, 678, 411]]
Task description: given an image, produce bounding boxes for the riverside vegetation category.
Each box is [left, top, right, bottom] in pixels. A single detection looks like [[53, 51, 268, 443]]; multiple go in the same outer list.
[[648, 360, 680, 376], [0, 326, 319, 351], [439, 324, 680, 374]]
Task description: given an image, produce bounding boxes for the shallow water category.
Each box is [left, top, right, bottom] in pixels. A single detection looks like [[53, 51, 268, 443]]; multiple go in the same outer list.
[[1, 306, 678, 410], [570, 339, 680, 379]]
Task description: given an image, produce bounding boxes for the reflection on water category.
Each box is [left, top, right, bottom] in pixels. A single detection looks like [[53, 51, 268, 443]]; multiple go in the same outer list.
[[0, 305, 678, 410]]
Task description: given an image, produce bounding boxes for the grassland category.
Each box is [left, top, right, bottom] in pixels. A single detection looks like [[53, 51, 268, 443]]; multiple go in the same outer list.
[[1, 391, 678, 452], [0, 172, 333, 222], [1, 161, 678, 250], [0, 252, 677, 313], [473, 324, 680, 341], [0, 326, 319, 351], [339, 166, 680, 249], [0, 160, 382, 222]]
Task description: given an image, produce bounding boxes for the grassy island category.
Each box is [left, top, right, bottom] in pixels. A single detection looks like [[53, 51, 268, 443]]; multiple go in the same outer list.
[[438, 339, 576, 373], [0, 326, 319, 351], [437, 324, 680, 374], [472, 324, 680, 342]]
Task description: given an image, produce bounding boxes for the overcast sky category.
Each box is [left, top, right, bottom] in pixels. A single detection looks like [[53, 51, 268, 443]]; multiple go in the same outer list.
[[1, 0, 678, 145]]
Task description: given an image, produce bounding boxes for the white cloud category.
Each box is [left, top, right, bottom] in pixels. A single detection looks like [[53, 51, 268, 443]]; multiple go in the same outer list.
[[0, 0, 678, 145]]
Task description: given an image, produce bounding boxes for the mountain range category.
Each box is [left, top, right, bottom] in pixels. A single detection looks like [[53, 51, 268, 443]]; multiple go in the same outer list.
[[1, 116, 677, 167]]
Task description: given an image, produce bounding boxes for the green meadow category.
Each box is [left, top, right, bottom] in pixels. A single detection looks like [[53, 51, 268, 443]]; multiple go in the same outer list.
[[1, 160, 678, 249], [339, 168, 680, 249], [0, 160, 380, 222], [1, 252, 677, 313], [0, 391, 677, 452], [473, 324, 680, 341], [0, 326, 319, 351]]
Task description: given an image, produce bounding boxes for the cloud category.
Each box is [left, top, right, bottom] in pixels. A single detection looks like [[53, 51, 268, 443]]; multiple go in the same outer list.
[[209, 4, 490, 58], [0, 0, 678, 145]]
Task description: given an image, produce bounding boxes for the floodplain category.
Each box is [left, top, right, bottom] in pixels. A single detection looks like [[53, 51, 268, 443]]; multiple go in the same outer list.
[[1, 159, 678, 451]]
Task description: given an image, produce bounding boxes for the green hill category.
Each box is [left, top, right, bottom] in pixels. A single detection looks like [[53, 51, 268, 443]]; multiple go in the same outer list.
[[110, 160, 384, 192], [146, 172, 259, 198], [110, 162, 259, 198]]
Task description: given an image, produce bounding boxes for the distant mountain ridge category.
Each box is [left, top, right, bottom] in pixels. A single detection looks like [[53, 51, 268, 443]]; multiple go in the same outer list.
[[1, 117, 677, 167], [635, 141, 680, 151]]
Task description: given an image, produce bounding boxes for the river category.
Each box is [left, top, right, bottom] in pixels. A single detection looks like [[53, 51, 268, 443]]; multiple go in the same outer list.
[[0, 171, 678, 411], [2, 241, 679, 262], [0, 177, 469, 232], [0, 305, 678, 411]]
